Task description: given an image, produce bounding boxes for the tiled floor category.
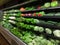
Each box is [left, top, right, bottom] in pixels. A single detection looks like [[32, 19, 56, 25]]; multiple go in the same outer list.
[[0, 33, 10, 45]]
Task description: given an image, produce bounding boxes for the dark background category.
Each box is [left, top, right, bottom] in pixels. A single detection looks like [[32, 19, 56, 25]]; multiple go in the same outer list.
[[0, 0, 52, 10]]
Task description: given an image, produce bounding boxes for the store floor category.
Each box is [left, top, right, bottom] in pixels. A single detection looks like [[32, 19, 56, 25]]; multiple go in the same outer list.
[[0, 33, 10, 45]]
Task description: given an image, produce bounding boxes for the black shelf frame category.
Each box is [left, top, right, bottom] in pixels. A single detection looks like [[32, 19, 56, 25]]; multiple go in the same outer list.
[[21, 6, 60, 13], [23, 16, 60, 29], [1, 0, 52, 11], [2, 6, 60, 14], [11, 23, 60, 40], [0, 0, 60, 45], [3, 17, 60, 30], [23, 16, 60, 19], [1, 0, 37, 11], [0, 0, 38, 45], [0, 25, 26, 45]]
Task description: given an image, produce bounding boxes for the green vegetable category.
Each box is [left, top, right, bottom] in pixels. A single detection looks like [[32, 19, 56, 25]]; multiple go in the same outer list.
[[38, 27, 44, 32], [20, 23, 24, 27], [44, 3, 50, 8], [53, 30, 60, 37], [45, 28, 52, 34], [26, 25, 30, 29], [46, 13, 55, 16], [26, 7, 35, 10], [34, 26, 39, 31], [39, 11, 45, 16], [29, 7, 35, 10], [28, 43, 33, 45], [23, 24, 27, 28], [29, 25, 34, 30], [39, 20, 46, 24], [57, 23, 60, 26], [25, 18, 31, 23], [55, 13, 60, 16], [2, 21, 13, 30], [25, 38, 32, 43], [33, 19, 40, 24], [25, 7, 29, 10], [47, 21, 57, 25], [51, 1, 58, 7], [36, 12, 39, 16], [47, 41, 54, 45], [30, 18, 34, 24]]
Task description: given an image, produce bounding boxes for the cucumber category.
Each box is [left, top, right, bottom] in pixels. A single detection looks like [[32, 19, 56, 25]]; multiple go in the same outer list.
[[39, 20, 46, 24], [33, 19, 40, 24], [46, 13, 55, 16], [47, 21, 57, 25]]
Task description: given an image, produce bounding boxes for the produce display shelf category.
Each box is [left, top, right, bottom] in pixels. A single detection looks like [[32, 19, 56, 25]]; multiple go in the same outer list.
[[23, 22, 60, 30], [23, 16, 60, 29], [21, 6, 60, 13], [0, 25, 26, 45], [23, 16, 60, 19], [12, 24, 60, 40], [1, 0, 60, 45], [11, 22, 60, 40], [1, 0, 37, 11]]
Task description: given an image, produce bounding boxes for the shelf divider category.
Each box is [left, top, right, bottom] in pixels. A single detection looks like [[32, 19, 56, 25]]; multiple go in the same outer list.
[[21, 6, 60, 13], [0, 25, 26, 45], [1, 0, 37, 11]]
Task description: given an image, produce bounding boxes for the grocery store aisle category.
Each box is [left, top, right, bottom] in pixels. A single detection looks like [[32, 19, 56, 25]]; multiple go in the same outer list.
[[0, 33, 10, 45]]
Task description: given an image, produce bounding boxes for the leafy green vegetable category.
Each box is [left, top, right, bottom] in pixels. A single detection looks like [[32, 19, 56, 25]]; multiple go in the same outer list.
[[45, 28, 52, 34], [38, 27, 44, 32], [53, 30, 60, 37], [44, 3, 50, 8], [34, 26, 39, 31]]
